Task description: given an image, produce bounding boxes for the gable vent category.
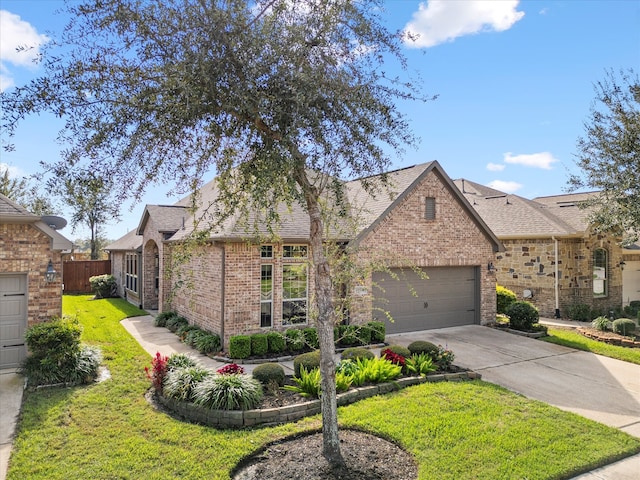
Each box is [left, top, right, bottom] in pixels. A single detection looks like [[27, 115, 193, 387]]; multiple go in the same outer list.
[[425, 197, 436, 220]]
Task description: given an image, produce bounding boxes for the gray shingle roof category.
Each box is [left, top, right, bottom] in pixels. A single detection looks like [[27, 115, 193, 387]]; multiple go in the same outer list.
[[104, 229, 142, 251], [0, 193, 40, 221], [453, 179, 581, 238]]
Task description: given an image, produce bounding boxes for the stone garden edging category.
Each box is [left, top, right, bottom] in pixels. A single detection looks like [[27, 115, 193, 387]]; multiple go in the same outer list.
[[156, 370, 482, 428]]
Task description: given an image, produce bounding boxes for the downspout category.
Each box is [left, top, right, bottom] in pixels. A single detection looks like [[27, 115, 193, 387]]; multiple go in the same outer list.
[[220, 245, 225, 348], [553, 236, 560, 318]]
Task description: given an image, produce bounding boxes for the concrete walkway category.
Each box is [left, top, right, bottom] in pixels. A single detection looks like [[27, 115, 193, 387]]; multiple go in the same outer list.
[[1, 316, 639, 480]]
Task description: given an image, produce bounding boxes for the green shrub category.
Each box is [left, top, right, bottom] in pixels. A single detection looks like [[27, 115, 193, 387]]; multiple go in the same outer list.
[[267, 331, 286, 353], [367, 321, 386, 343], [531, 323, 548, 335], [405, 353, 436, 377], [506, 301, 539, 331], [185, 329, 206, 347], [496, 285, 517, 314], [166, 353, 197, 371], [163, 365, 211, 402], [193, 374, 263, 410], [166, 315, 188, 333], [433, 345, 455, 371], [350, 357, 402, 387], [384, 344, 411, 358], [612, 318, 636, 336], [24, 316, 81, 360], [250, 334, 269, 356], [285, 366, 322, 398], [293, 350, 321, 377], [285, 329, 305, 352], [336, 359, 359, 376], [89, 274, 117, 299], [341, 347, 375, 361], [176, 324, 200, 340], [194, 332, 221, 354], [567, 303, 591, 322], [155, 311, 177, 328], [357, 324, 372, 345], [340, 325, 360, 346], [229, 335, 251, 359], [407, 340, 439, 357], [334, 324, 347, 343], [623, 301, 640, 319], [303, 327, 319, 349], [252, 362, 285, 386], [591, 316, 611, 332]]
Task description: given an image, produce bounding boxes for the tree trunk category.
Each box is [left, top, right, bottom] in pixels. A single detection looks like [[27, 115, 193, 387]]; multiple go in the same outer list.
[[296, 167, 344, 466]]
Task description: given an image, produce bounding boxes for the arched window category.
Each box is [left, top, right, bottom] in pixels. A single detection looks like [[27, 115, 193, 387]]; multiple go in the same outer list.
[[593, 248, 608, 297]]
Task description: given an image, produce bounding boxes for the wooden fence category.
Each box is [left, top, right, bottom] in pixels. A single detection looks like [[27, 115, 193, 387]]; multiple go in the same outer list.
[[63, 260, 112, 293]]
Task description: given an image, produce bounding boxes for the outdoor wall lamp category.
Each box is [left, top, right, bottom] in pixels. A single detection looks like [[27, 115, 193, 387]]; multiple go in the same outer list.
[[44, 260, 57, 283], [487, 262, 496, 273], [619, 261, 626, 270]]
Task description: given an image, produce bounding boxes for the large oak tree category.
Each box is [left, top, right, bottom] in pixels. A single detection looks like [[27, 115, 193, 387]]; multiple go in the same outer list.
[[1, 0, 428, 464]]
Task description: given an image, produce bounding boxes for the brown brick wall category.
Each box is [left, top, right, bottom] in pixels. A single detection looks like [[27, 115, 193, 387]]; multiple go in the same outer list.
[[0, 223, 64, 326], [351, 170, 497, 325]]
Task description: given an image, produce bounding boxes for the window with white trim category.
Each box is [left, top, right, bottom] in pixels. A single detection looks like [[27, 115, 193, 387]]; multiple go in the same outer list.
[[125, 253, 138, 294], [260, 264, 273, 328], [282, 263, 307, 325], [593, 248, 608, 297]]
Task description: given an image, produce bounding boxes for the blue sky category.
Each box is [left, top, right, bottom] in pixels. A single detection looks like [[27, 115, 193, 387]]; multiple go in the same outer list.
[[1, 0, 639, 241]]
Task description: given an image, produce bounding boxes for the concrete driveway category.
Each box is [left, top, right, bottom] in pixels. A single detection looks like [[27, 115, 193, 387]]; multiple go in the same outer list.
[[387, 324, 640, 438]]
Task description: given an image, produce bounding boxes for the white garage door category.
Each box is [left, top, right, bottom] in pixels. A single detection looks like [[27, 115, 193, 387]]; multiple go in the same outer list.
[[0, 275, 28, 369], [622, 260, 640, 305], [372, 267, 479, 334]]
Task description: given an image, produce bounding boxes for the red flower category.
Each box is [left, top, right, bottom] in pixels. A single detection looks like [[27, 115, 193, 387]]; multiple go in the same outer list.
[[216, 363, 245, 375], [381, 348, 405, 366]]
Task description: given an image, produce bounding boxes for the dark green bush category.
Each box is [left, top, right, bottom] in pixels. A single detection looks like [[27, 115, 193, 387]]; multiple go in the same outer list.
[[341, 347, 375, 361], [367, 321, 386, 343], [22, 317, 101, 386], [185, 328, 206, 347], [566, 303, 591, 322], [89, 274, 117, 299], [250, 333, 269, 356], [340, 325, 360, 346], [194, 332, 221, 354], [303, 327, 319, 349], [293, 350, 321, 377], [229, 335, 251, 359], [267, 331, 286, 353], [624, 301, 640, 318], [384, 344, 411, 358], [252, 362, 285, 386], [285, 329, 305, 352], [176, 324, 200, 340], [612, 318, 636, 336], [496, 285, 517, 314], [356, 324, 372, 345], [154, 311, 177, 327], [506, 301, 539, 331], [334, 324, 347, 343], [407, 340, 439, 357], [166, 315, 188, 333]]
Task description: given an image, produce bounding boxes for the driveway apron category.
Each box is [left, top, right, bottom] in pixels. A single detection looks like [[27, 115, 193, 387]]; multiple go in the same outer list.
[[387, 325, 640, 438]]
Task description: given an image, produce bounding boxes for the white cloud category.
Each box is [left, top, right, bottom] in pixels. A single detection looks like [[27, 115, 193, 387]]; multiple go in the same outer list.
[[403, 0, 525, 48], [486, 162, 505, 172], [487, 180, 522, 193], [503, 151, 558, 169], [0, 162, 24, 178], [0, 10, 48, 91]]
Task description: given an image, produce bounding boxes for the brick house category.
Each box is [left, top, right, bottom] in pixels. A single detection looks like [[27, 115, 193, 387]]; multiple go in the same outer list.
[[0, 194, 72, 369], [454, 179, 640, 318], [107, 162, 502, 349]]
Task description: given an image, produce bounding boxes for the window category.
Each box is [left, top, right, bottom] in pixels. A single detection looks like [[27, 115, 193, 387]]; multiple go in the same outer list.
[[282, 264, 307, 325], [261, 245, 273, 258], [283, 245, 308, 258], [593, 248, 608, 297], [125, 253, 138, 294], [425, 197, 436, 220], [260, 264, 273, 328]]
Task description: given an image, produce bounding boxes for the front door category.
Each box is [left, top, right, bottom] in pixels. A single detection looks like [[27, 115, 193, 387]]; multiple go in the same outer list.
[[0, 274, 28, 369]]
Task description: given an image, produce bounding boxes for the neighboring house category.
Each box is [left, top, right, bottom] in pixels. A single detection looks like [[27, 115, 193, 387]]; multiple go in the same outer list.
[[107, 162, 502, 349], [453, 179, 639, 318], [0, 194, 72, 369]]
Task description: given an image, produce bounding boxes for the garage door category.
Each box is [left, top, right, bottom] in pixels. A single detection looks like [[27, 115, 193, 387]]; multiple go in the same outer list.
[[372, 267, 479, 334], [0, 275, 28, 369]]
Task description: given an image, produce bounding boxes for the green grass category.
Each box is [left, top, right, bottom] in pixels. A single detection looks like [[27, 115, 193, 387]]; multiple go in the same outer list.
[[7, 295, 640, 479], [542, 328, 640, 365]]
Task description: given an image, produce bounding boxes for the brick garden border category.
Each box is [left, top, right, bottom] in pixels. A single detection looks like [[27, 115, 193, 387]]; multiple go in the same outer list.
[[156, 370, 481, 428]]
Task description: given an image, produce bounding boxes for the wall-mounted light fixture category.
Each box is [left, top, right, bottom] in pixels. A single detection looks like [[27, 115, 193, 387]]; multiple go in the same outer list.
[[44, 260, 57, 283], [487, 262, 496, 273], [619, 261, 626, 270]]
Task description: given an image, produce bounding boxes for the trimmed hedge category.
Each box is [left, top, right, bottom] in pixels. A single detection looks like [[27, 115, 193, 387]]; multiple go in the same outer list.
[[496, 285, 516, 314], [250, 333, 268, 356], [303, 328, 319, 349], [368, 321, 386, 343], [285, 329, 305, 352], [385, 344, 411, 358], [229, 335, 251, 359], [408, 340, 439, 357], [252, 362, 285, 386], [341, 347, 375, 361], [267, 332, 286, 353], [293, 350, 321, 377], [612, 318, 636, 336], [506, 301, 539, 331]]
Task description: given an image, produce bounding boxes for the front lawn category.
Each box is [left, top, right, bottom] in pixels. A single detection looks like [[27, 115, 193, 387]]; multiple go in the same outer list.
[[542, 328, 640, 365], [7, 295, 640, 479]]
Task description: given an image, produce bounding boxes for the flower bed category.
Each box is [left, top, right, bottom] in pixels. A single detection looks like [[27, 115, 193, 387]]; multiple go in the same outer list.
[[154, 369, 481, 428], [576, 327, 640, 348]]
